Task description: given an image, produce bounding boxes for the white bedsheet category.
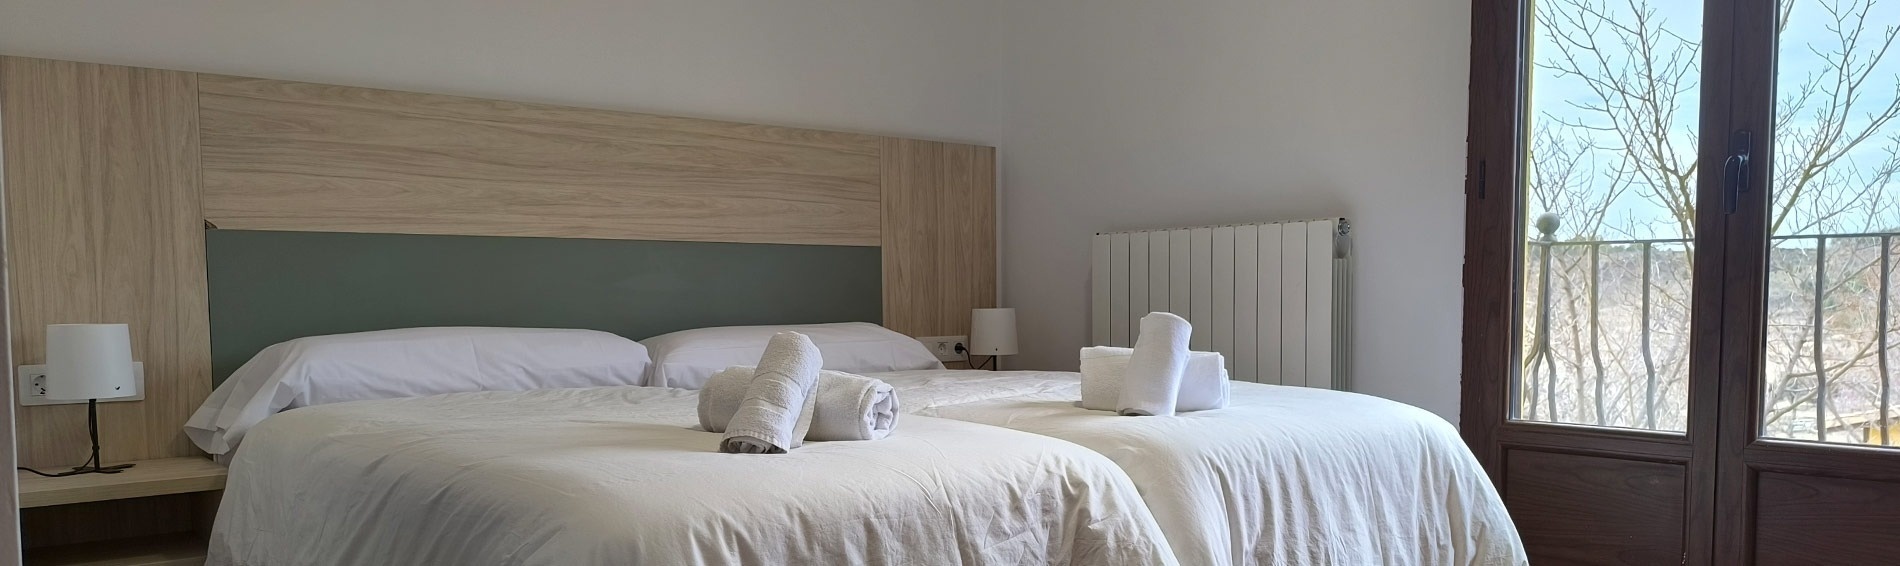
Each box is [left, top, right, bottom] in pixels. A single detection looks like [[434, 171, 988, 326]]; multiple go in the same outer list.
[[871, 370, 1528, 566], [208, 385, 1176, 566]]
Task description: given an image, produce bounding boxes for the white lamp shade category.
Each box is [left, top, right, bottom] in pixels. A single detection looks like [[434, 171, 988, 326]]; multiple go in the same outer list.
[[46, 324, 136, 401], [970, 308, 1019, 356]]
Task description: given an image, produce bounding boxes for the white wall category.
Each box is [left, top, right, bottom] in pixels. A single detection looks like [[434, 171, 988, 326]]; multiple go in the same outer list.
[[0, 0, 1474, 420], [0, 0, 1003, 144], [994, 0, 1472, 420]]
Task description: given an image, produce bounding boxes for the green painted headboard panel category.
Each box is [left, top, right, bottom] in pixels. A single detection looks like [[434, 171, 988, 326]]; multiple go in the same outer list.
[[206, 230, 881, 384]]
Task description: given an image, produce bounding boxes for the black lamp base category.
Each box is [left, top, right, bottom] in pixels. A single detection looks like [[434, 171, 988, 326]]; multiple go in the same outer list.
[[15, 399, 136, 478], [41, 462, 134, 477], [969, 355, 1000, 370]]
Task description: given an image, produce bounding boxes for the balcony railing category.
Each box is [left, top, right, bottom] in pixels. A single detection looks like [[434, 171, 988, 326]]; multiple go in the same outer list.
[[1521, 221, 1899, 447]]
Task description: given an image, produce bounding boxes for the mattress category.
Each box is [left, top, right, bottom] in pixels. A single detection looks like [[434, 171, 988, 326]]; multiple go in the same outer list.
[[207, 385, 1176, 566], [870, 369, 1529, 566]]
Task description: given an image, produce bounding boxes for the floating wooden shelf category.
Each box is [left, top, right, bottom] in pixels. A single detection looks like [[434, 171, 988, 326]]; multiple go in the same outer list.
[[17, 457, 226, 509], [24, 532, 205, 566]]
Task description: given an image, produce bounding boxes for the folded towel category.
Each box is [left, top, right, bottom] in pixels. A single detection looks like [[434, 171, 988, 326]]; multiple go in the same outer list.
[[1079, 346, 1230, 412], [1117, 312, 1193, 416], [720, 332, 822, 454], [700, 366, 900, 441]]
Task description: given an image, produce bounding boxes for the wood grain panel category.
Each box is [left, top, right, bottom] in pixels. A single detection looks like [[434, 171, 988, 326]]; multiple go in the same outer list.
[[1754, 471, 1900, 565], [880, 138, 996, 339], [18, 457, 226, 508], [1503, 449, 1687, 565], [198, 75, 882, 246], [0, 55, 996, 559], [0, 69, 17, 562], [0, 56, 210, 469]]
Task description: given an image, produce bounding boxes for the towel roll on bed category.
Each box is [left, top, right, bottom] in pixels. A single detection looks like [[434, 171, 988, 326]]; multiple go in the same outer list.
[[699, 366, 900, 442]]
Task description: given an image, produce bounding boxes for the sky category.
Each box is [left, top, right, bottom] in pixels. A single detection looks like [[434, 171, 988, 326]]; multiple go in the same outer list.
[[1526, 0, 1900, 241]]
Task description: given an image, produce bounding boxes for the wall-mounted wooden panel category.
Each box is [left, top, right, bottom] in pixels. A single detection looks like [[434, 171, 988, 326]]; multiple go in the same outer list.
[[0, 54, 997, 560], [1503, 449, 1686, 565], [1, 55, 996, 475], [880, 138, 997, 339], [198, 76, 883, 246], [0, 56, 210, 468], [0, 64, 16, 561]]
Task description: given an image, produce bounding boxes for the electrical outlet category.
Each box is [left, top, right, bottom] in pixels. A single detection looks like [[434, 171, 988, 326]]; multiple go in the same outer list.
[[24, 369, 46, 398], [17, 363, 145, 407], [916, 336, 969, 363]]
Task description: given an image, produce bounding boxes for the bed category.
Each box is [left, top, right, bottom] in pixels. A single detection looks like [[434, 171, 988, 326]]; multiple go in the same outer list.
[[866, 369, 1529, 566], [191, 327, 1175, 566], [194, 324, 1523, 566], [207, 385, 1176, 566]]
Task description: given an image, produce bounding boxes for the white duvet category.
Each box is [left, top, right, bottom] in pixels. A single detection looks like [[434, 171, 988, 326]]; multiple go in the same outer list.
[[208, 386, 1176, 566], [871, 370, 1528, 566]]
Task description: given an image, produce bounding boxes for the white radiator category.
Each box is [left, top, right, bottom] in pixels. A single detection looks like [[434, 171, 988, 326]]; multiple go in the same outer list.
[[1090, 218, 1351, 389]]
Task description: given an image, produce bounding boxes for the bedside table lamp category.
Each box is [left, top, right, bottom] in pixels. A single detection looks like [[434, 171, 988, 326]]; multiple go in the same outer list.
[[40, 323, 139, 476], [969, 308, 1018, 370]]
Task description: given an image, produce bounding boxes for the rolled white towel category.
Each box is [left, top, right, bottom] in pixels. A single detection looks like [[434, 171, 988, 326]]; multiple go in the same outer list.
[[720, 332, 822, 454], [1079, 346, 1229, 412], [700, 366, 900, 441], [1117, 312, 1193, 416], [811, 371, 901, 440]]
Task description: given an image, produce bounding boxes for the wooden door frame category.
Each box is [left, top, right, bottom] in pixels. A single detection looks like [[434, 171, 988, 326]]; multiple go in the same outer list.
[[1457, 0, 1521, 488], [1683, 0, 1741, 561], [1707, 0, 1770, 559], [1459, 0, 1720, 562], [1467, 0, 1900, 562], [1460, 0, 1708, 473], [1710, 0, 1900, 561]]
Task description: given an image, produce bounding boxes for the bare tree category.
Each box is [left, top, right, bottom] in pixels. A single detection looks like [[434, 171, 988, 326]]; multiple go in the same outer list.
[[1771, 0, 1900, 235], [1536, 0, 1702, 239], [1525, 0, 1900, 441], [1537, 0, 1900, 237]]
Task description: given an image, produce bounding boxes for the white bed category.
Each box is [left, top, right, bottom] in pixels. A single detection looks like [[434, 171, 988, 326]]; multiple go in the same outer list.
[[208, 385, 1177, 566], [869, 369, 1528, 566]]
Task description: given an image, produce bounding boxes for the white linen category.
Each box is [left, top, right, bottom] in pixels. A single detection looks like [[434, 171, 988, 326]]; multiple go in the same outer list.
[[1118, 313, 1193, 416], [185, 327, 650, 456], [872, 369, 1528, 566], [208, 386, 1177, 566], [701, 366, 900, 441], [641, 322, 943, 389], [1080, 346, 1230, 412], [721, 332, 823, 453]]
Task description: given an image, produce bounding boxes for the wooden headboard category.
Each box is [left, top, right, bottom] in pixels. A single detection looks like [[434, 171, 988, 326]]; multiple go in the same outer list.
[[0, 55, 996, 471], [197, 74, 885, 246]]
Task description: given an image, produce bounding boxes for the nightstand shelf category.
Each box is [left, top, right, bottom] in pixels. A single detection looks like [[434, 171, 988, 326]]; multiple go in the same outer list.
[[17, 457, 225, 566], [24, 533, 205, 566], [18, 457, 226, 509]]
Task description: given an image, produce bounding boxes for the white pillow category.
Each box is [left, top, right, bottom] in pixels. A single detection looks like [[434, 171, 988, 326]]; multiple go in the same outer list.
[[185, 327, 650, 455], [642, 322, 944, 389]]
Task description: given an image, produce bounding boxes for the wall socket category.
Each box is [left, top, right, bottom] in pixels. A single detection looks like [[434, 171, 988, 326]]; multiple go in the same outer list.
[[916, 336, 968, 362], [17, 363, 145, 407]]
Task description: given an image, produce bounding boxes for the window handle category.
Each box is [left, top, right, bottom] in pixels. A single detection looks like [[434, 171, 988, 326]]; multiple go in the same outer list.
[[1724, 130, 1753, 214], [1476, 159, 1487, 200]]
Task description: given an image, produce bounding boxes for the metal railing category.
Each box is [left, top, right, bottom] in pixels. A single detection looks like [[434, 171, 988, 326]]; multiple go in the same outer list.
[[1521, 229, 1688, 431], [1520, 217, 1899, 446]]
